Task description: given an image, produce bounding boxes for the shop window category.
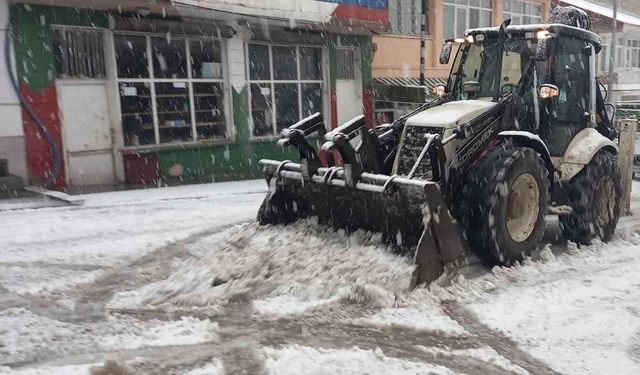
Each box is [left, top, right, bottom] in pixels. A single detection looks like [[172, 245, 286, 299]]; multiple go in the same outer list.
[[627, 39, 640, 69], [249, 44, 270, 80], [155, 82, 192, 143], [599, 37, 625, 73], [114, 35, 148, 79], [301, 83, 322, 117], [300, 47, 322, 80], [53, 28, 106, 79], [443, 0, 492, 39], [503, 0, 541, 25], [194, 82, 226, 138], [250, 83, 273, 137], [119, 82, 154, 146], [273, 46, 297, 80], [116, 34, 228, 146], [152, 37, 187, 78], [191, 40, 223, 79], [247, 44, 325, 137], [275, 83, 299, 131]]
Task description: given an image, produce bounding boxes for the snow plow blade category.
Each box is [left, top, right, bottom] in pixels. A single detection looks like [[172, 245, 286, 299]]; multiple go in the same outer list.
[[257, 160, 465, 289]]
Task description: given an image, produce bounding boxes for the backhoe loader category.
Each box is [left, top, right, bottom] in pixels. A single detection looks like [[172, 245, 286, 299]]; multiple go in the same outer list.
[[257, 7, 621, 288]]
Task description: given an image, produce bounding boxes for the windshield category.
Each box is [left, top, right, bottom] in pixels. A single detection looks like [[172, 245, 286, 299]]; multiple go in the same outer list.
[[448, 38, 539, 101]]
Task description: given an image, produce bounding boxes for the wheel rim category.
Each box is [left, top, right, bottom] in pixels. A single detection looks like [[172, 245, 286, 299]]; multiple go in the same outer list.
[[595, 176, 616, 231], [506, 173, 540, 243]]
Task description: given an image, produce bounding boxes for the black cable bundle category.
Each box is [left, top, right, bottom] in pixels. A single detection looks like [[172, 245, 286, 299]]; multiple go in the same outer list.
[[547, 5, 592, 30]]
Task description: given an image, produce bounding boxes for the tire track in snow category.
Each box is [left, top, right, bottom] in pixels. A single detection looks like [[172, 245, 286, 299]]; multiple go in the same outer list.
[[442, 300, 561, 375], [72, 220, 252, 306], [105, 302, 512, 374]]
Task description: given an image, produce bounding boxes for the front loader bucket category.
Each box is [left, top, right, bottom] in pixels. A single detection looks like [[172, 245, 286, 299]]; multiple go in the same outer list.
[[258, 160, 466, 289]]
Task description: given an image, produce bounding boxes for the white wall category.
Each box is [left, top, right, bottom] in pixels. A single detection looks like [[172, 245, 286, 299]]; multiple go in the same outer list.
[[0, 0, 21, 137], [0, 0, 27, 179]]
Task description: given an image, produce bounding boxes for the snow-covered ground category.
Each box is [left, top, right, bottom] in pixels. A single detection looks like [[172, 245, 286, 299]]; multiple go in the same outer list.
[[0, 180, 266, 294], [263, 345, 455, 375], [1, 179, 640, 374], [451, 237, 640, 375]]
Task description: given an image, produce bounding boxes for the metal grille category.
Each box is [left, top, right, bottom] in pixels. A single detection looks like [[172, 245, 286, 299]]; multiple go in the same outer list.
[[53, 28, 106, 79], [336, 49, 355, 80], [396, 125, 444, 179]]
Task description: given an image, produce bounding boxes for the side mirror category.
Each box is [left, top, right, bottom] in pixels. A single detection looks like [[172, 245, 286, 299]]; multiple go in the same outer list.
[[432, 84, 446, 97], [439, 41, 453, 64], [539, 84, 559, 99]]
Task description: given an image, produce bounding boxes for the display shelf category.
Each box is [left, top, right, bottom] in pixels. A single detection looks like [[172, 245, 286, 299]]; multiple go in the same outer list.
[[158, 124, 192, 129], [122, 112, 152, 116], [197, 121, 224, 127], [156, 110, 190, 115], [139, 93, 222, 98]]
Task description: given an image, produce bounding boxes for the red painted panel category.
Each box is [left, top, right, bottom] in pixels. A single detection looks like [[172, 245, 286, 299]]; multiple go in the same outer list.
[[363, 88, 374, 129], [123, 152, 160, 185], [20, 83, 66, 189], [332, 4, 388, 23]]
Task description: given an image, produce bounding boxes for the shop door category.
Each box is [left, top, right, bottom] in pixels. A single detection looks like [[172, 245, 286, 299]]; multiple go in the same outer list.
[[335, 47, 363, 126], [58, 82, 115, 186]]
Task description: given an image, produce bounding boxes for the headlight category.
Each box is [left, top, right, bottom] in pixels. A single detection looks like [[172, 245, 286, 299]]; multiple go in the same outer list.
[[539, 84, 559, 99], [432, 84, 446, 97], [536, 30, 550, 40]]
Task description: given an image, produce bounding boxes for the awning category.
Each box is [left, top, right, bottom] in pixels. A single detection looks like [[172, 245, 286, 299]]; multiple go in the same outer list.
[[373, 77, 447, 88], [373, 77, 448, 103]]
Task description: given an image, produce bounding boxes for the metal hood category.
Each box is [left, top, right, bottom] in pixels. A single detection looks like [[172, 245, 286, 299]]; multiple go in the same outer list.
[[405, 100, 497, 129]]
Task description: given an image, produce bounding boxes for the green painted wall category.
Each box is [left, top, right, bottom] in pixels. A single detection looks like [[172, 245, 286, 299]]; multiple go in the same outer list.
[[158, 142, 297, 182], [10, 4, 109, 89], [157, 86, 297, 182]]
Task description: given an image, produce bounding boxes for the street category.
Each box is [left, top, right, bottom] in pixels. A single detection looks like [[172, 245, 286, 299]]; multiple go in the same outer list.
[[0, 180, 639, 374]]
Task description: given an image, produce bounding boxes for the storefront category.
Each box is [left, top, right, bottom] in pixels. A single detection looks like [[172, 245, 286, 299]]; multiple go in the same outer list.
[[9, 1, 385, 188]]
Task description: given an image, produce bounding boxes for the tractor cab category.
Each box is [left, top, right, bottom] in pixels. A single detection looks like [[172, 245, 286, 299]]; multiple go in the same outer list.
[[436, 23, 614, 157]]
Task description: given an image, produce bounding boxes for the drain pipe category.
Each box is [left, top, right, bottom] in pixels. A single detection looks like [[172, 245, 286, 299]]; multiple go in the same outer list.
[[5, 22, 61, 188], [419, 0, 426, 87]]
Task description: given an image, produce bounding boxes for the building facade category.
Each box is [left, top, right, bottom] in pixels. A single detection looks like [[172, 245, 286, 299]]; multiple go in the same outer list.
[[559, 0, 640, 104], [372, 0, 551, 124], [0, 0, 388, 189]]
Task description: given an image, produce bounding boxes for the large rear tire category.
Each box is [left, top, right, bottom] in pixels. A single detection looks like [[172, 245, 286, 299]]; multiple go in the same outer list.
[[559, 151, 621, 244], [462, 145, 550, 265]]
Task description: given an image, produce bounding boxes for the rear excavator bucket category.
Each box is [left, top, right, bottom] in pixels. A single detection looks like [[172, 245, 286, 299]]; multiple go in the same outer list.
[[257, 113, 465, 289]]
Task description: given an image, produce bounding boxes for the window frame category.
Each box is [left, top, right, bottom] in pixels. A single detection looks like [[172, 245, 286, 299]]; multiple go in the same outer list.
[[443, 0, 493, 40], [51, 25, 108, 81], [503, 0, 542, 25], [114, 31, 231, 148], [389, 0, 421, 36], [626, 39, 640, 70], [246, 42, 327, 139], [598, 36, 627, 74]]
